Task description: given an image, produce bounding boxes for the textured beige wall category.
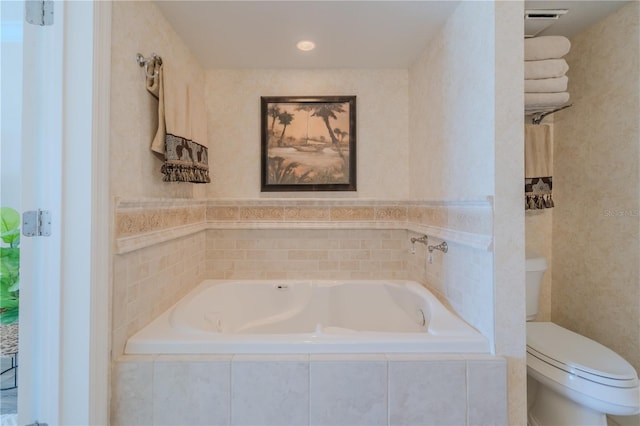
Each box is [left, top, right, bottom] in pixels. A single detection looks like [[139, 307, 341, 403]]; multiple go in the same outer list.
[[409, 2, 495, 200], [525, 208, 553, 321], [204, 69, 409, 199], [408, 0, 497, 338], [553, 1, 640, 373], [409, 2, 526, 424], [493, 2, 526, 424], [110, 1, 207, 200]]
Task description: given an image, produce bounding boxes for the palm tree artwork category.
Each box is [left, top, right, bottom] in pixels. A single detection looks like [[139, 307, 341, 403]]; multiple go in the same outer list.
[[295, 104, 313, 145], [268, 105, 281, 136], [276, 111, 294, 147], [261, 96, 356, 191]]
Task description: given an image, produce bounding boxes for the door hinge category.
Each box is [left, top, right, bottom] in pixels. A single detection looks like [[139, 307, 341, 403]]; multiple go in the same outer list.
[[25, 1, 54, 26], [23, 210, 52, 237]]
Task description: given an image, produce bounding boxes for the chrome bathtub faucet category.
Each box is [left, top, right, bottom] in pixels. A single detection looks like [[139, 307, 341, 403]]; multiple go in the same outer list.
[[427, 241, 448, 264], [427, 241, 448, 254], [410, 235, 428, 254]]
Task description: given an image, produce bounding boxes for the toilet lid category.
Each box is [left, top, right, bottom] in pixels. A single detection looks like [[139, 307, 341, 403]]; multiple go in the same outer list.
[[527, 322, 638, 387]]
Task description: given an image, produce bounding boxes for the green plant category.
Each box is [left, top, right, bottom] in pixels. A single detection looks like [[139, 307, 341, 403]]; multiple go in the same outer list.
[[0, 207, 20, 324]]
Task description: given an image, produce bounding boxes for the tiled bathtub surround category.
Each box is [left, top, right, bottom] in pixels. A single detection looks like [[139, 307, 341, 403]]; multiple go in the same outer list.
[[115, 198, 493, 253], [112, 232, 206, 357], [407, 238, 494, 337], [206, 229, 407, 280], [110, 0, 526, 420], [112, 228, 410, 357], [112, 198, 495, 357], [116, 202, 206, 237], [111, 198, 499, 424], [111, 354, 507, 426]]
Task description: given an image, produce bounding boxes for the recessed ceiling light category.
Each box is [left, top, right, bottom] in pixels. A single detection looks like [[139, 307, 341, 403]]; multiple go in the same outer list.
[[296, 40, 316, 52]]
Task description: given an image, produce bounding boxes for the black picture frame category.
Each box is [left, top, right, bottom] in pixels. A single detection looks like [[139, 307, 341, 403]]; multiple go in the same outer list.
[[261, 96, 356, 192]]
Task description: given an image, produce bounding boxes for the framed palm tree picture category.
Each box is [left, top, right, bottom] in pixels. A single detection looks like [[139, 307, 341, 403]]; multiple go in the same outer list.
[[261, 96, 356, 192]]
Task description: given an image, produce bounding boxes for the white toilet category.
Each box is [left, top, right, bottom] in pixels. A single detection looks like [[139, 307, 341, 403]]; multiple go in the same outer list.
[[526, 255, 640, 426]]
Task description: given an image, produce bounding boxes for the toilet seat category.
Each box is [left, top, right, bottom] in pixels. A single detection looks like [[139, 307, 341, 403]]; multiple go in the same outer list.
[[526, 322, 638, 388], [527, 322, 640, 416]]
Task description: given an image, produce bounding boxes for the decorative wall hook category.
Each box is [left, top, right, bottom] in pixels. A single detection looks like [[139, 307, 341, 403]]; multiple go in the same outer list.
[[136, 53, 163, 79]]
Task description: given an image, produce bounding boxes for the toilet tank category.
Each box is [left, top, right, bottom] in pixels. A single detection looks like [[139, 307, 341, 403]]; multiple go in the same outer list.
[[525, 255, 547, 321]]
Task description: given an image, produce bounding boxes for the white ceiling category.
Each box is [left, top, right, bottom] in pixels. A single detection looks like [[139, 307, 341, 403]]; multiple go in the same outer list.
[[154, 0, 632, 70]]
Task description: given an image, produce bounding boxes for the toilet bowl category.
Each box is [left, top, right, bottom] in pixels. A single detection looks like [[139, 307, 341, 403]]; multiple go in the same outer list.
[[526, 255, 640, 426], [527, 322, 640, 425]]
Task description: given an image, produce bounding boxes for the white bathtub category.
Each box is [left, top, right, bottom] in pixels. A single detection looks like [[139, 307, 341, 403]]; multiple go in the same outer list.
[[125, 280, 489, 354]]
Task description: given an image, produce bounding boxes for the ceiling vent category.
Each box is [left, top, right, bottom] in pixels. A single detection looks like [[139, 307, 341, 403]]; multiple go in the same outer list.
[[525, 9, 568, 38]]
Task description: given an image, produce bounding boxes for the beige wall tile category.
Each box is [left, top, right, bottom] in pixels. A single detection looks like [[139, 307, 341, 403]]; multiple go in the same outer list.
[[239, 207, 284, 221], [111, 360, 153, 426], [153, 360, 230, 425], [284, 207, 331, 221], [112, 232, 206, 356], [375, 207, 407, 221], [207, 206, 239, 221], [231, 358, 309, 426], [388, 360, 466, 425], [310, 360, 387, 425], [467, 358, 508, 425], [330, 207, 375, 221]]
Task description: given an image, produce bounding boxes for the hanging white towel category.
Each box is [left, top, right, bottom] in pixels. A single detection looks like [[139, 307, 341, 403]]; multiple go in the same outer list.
[[524, 59, 569, 80], [524, 124, 554, 210], [525, 92, 570, 110], [525, 36, 571, 61], [147, 59, 210, 183], [525, 76, 568, 93], [524, 124, 552, 178]]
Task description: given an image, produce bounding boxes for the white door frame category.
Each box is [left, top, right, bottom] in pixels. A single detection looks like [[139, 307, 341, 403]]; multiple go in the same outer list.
[[18, 1, 111, 424], [58, 1, 111, 425], [87, 2, 112, 424], [58, 1, 111, 424]]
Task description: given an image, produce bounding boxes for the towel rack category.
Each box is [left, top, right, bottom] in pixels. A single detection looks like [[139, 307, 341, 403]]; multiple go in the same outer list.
[[530, 104, 572, 125], [136, 52, 162, 79]]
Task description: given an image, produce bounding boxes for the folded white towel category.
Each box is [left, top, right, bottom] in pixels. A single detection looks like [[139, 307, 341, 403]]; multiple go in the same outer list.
[[525, 92, 570, 110], [525, 59, 569, 80], [525, 36, 571, 61], [525, 76, 568, 93]]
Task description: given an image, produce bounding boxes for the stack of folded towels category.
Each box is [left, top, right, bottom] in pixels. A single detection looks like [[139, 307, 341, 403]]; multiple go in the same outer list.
[[525, 36, 571, 113]]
